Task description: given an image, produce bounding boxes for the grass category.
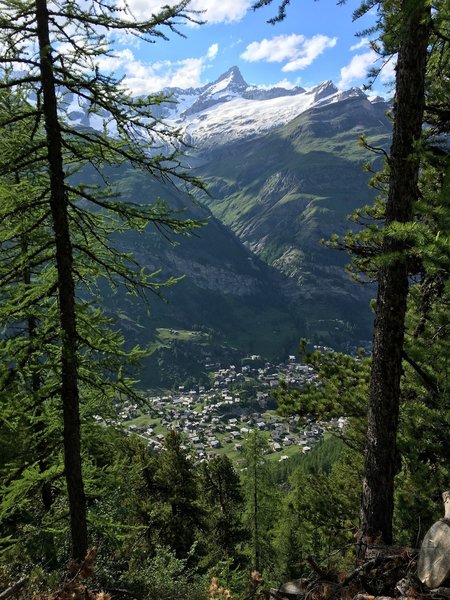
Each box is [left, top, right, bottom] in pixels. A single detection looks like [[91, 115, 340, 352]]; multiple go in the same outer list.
[[156, 328, 209, 344], [126, 414, 159, 428], [266, 444, 304, 463], [212, 446, 241, 462]]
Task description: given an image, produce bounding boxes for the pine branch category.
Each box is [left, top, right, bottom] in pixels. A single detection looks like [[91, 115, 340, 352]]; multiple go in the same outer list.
[[402, 350, 439, 399], [0, 76, 41, 89]]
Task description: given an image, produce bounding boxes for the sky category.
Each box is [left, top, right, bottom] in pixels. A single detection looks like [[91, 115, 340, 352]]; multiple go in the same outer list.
[[106, 0, 396, 97]]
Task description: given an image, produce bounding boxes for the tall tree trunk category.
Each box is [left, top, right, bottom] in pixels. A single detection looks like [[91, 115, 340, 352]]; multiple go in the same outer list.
[[35, 0, 88, 561], [359, 0, 430, 550], [253, 444, 260, 572]]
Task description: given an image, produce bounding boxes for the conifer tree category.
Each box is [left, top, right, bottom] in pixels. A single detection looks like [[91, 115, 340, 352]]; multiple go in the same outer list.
[[358, 0, 431, 548], [0, 89, 63, 557], [253, 0, 448, 548], [0, 0, 202, 561], [200, 454, 247, 567], [242, 430, 279, 573], [152, 431, 205, 559]]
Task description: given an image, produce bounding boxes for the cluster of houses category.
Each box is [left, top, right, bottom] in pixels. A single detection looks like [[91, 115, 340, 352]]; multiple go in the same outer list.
[[119, 353, 347, 462], [208, 354, 318, 390]]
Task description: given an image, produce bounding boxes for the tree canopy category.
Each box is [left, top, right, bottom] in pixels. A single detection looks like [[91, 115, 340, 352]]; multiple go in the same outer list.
[[0, 0, 204, 561]]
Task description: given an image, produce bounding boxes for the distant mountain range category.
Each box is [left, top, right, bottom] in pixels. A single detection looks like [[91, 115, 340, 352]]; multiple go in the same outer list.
[[67, 67, 392, 387], [157, 66, 387, 147]]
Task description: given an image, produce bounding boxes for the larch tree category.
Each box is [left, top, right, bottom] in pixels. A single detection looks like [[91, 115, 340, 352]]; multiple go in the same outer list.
[[359, 0, 431, 548], [0, 0, 203, 561], [252, 0, 445, 549], [200, 454, 247, 567], [0, 87, 64, 545], [242, 429, 279, 573]]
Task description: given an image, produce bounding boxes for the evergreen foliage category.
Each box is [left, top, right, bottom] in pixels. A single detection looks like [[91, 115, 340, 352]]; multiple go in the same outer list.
[[200, 455, 247, 569], [255, 0, 449, 550], [241, 430, 281, 575], [273, 447, 361, 580], [0, 0, 448, 593], [0, 0, 203, 563]]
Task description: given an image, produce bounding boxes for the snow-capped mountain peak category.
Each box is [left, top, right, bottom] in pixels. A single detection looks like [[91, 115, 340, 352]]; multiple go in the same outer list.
[[181, 66, 248, 116], [162, 68, 382, 147], [306, 80, 339, 102], [201, 65, 248, 96], [64, 66, 388, 148], [161, 66, 307, 120]]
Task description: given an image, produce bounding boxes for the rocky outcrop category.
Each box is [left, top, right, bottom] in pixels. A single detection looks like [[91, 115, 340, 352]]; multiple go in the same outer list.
[[163, 251, 264, 296]]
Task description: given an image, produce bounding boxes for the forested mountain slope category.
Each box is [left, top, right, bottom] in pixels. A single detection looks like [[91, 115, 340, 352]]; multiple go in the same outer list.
[[100, 172, 301, 386], [67, 67, 392, 381], [189, 80, 391, 348]]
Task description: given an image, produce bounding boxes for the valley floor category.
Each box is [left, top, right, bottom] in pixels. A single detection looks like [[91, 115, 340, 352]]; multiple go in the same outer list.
[[116, 353, 347, 462]]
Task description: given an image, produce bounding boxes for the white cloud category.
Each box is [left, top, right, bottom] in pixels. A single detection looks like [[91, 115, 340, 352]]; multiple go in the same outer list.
[[282, 35, 337, 72], [338, 50, 376, 88], [241, 34, 305, 63], [190, 0, 251, 24], [206, 43, 219, 60], [118, 0, 250, 24], [241, 33, 337, 72], [167, 57, 204, 88], [125, 57, 203, 94], [337, 50, 397, 89], [117, 0, 165, 20], [379, 55, 396, 83], [94, 48, 135, 73], [350, 38, 370, 51], [95, 44, 218, 95]]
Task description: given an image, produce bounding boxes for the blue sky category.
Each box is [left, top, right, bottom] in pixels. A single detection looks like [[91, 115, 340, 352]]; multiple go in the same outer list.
[[106, 0, 395, 97]]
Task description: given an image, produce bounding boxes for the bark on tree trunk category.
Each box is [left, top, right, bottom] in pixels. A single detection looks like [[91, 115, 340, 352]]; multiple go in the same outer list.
[[359, 0, 430, 551], [254, 449, 260, 572], [35, 0, 88, 561]]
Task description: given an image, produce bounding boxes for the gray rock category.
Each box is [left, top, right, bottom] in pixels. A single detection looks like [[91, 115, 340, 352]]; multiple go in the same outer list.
[[418, 491, 450, 589]]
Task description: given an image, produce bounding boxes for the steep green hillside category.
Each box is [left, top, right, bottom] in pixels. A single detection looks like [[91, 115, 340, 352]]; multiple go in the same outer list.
[[72, 93, 391, 386], [194, 95, 391, 346], [95, 170, 303, 387]]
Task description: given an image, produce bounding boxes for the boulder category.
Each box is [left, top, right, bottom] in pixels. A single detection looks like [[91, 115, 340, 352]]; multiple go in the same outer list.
[[418, 491, 450, 589]]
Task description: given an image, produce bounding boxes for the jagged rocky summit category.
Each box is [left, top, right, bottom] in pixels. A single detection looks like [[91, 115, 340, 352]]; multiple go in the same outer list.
[[65, 65, 386, 149], [158, 66, 381, 147]]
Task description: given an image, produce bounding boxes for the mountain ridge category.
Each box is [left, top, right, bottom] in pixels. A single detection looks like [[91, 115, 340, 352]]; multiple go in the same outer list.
[[65, 66, 392, 384], [188, 79, 392, 348], [65, 65, 387, 150], [159, 66, 387, 147]]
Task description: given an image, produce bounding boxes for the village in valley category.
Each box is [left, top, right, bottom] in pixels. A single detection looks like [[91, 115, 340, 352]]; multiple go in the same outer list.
[[116, 352, 348, 462]]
